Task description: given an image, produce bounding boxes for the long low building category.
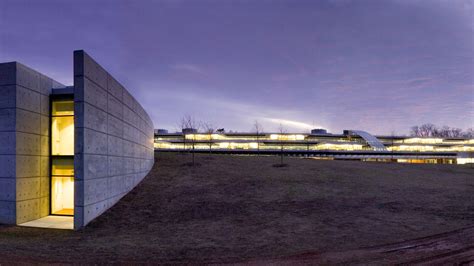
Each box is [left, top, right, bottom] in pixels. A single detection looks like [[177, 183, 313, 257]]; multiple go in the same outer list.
[[154, 129, 474, 164]]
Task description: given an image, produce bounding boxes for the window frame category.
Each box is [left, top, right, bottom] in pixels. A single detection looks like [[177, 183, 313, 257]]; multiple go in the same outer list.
[[49, 94, 75, 217]]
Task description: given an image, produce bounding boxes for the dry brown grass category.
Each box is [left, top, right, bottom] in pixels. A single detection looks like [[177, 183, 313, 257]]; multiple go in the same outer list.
[[0, 153, 473, 264]]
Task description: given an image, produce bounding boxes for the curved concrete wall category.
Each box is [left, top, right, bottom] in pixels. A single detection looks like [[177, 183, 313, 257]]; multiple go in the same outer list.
[[74, 50, 154, 229]]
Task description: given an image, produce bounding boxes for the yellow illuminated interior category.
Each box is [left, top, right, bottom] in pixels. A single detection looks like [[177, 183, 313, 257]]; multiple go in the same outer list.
[[51, 100, 74, 216], [270, 134, 305, 141], [52, 116, 74, 155], [457, 158, 474, 164], [52, 101, 74, 156], [402, 138, 443, 144], [51, 158, 74, 215]]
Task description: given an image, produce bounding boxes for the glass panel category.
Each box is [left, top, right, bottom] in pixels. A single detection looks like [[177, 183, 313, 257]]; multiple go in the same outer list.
[[51, 176, 74, 215], [52, 116, 74, 155], [51, 158, 74, 215], [52, 101, 74, 116], [52, 158, 74, 176]]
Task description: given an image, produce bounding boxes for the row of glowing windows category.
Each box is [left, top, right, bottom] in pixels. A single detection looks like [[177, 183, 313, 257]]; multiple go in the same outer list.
[[160, 134, 474, 145], [155, 142, 474, 152], [181, 134, 318, 141], [155, 142, 365, 150]]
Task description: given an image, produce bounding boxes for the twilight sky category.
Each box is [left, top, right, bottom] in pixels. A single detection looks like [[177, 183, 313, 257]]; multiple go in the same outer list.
[[1, 0, 473, 134]]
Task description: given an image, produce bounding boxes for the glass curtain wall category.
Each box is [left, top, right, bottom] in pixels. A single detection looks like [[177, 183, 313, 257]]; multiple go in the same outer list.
[[51, 99, 74, 216]]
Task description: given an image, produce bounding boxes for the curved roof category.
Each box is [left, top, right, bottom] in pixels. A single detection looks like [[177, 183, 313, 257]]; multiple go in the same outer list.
[[349, 130, 388, 151]]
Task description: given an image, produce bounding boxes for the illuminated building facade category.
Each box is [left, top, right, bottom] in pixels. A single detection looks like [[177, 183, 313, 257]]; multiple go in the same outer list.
[[0, 51, 155, 229], [154, 130, 474, 164]]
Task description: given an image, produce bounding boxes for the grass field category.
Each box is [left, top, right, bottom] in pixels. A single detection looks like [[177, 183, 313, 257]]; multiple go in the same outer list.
[[0, 153, 473, 263]]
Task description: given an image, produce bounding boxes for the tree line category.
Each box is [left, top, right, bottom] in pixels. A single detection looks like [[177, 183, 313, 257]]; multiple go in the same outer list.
[[410, 124, 474, 138]]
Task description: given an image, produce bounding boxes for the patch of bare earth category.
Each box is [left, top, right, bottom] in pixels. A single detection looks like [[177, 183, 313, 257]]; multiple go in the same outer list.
[[0, 153, 473, 264]]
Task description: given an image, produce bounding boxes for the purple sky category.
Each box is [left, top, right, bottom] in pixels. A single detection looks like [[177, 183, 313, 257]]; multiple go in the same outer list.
[[1, 0, 473, 134]]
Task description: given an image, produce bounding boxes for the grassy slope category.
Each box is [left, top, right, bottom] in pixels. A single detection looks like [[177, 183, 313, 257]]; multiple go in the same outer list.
[[0, 153, 473, 263]]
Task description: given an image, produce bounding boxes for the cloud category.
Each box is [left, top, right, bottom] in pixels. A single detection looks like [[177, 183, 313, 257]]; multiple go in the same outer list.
[[170, 63, 207, 76], [263, 118, 321, 130]]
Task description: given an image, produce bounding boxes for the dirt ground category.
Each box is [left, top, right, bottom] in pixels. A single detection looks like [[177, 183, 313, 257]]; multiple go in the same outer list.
[[0, 153, 473, 264]]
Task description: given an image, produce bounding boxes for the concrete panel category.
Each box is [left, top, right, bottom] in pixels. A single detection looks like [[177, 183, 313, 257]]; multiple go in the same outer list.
[[16, 177, 40, 201], [16, 198, 40, 224], [16, 109, 40, 134], [40, 135, 49, 156], [0, 85, 16, 108], [0, 62, 16, 86], [77, 128, 108, 155], [40, 115, 49, 136], [16, 132, 40, 155], [75, 102, 108, 133], [39, 94, 49, 116], [40, 156, 49, 177], [74, 153, 109, 180], [74, 76, 108, 110], [81, 200, 109, 226], [108, 93, 123, 119], [16, 63, 40, 92], [108, 156, 124, 176], [0, 201, 16, 224], [122, 89, 136, 110], [107, 114, 124, 138], [39, 176, 49, 197], [16, 155, 40, 178], [74, 51, 107, 89], [107, 135, 123, 156], [0, 109, 16, 131], [123, 105, 139, 129], [83, 177, 109, 205], [39, 74, 54, 96], [16, 85, 40, 113], [39, 196, 49, 217], [0, 179, 16, 201], [107, 175, 127, 197], [107, 75, 123, 102], [0, 155, 15, 177], [0, 132, 16, 154]]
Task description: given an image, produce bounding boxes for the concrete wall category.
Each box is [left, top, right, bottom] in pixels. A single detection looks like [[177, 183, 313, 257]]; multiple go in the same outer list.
[[74, 50, 154, 229], [0, 62, 64, 224]]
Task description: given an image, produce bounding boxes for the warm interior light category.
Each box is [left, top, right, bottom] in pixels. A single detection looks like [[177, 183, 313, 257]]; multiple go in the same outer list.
[[52, 116, 74, 155], [52, 100, 74, 155], [51, 100, 74, 216], [51, 176, 74, 215], [51, 158, 74, 215]]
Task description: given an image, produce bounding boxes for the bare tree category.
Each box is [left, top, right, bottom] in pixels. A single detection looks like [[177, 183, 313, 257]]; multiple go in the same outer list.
[[410, 126, 420, 137], [463, 128, 474, 138], [277, 123, 287, 165], [180, 114, 199, 165], [202, 122, 214, 155], [450, 127, 463, 138], [410, 123, 437, 137], [411, 124, 468, 138], [420, 123, 436, 137], [253, 120, 264, 155]]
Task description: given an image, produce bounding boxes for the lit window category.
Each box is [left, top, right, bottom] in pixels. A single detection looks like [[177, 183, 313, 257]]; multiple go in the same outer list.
[[51, 158, 74, 215], [51, 101, 74, 155]]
